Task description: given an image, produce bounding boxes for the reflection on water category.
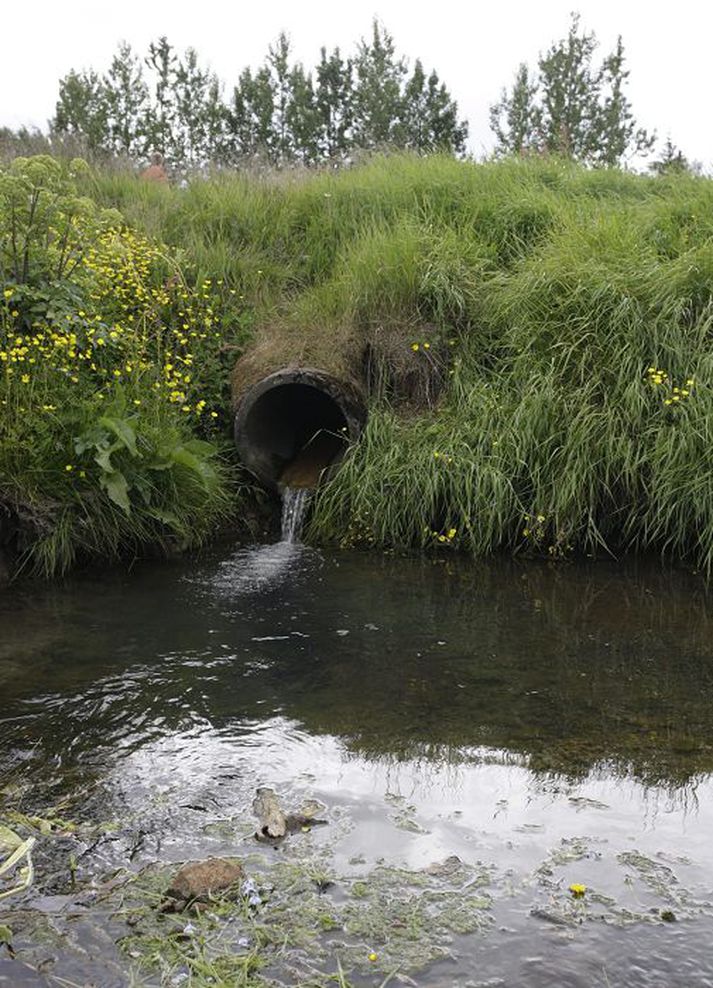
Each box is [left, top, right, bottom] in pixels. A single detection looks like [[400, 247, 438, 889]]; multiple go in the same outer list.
[[2, 548, 713, 985]]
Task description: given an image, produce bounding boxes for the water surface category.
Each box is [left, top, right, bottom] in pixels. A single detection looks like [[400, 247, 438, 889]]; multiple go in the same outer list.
[[1, 544, 713, 986]]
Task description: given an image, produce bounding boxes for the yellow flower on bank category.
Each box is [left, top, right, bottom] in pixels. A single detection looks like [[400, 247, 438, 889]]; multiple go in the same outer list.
[[3, 289, 13, 299], [569, 883, 587, 898], [411, 343, 420, 352]]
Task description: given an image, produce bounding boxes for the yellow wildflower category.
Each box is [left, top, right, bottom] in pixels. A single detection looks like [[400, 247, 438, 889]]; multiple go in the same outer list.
[[569, 883, 587, 898]]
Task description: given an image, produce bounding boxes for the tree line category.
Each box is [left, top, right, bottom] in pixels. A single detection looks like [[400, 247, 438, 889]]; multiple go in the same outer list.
[[51, 23, 468, 167], [10, 14, 692, 173]]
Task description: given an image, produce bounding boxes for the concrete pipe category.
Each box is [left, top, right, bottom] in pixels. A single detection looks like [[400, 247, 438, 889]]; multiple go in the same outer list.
[[233, 367, 367, 490]]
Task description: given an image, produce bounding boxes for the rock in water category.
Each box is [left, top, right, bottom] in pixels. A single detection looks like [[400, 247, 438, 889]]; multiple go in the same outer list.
[[253, 787, 288, 839], [162, 858, 243, 912]]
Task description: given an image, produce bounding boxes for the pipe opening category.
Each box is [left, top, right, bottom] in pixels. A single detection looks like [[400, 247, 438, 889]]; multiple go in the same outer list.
[[234, 369, 366, 490]]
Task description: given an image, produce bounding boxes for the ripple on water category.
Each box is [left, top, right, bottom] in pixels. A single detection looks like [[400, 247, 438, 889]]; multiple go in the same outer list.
[[3, 551, 713, 986], [190, 540, 321, 598]]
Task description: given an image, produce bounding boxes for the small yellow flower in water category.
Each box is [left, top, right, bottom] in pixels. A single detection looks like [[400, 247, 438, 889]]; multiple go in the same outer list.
[[411, 343, 420, 352], [536, 515, 545, 523], [21, 374, 30, 383], [664, 398, 672, 406], [368, 952, 378, 962], [3, 289, 13, 299], [522, 528, 530, 537], [447, 528, 457, 539], [210, 411, 218, 418], [686, 378, 695, 386], [65, 464, 74, 472], [79, 470, 86, 478], [569, 883, 587, 898]]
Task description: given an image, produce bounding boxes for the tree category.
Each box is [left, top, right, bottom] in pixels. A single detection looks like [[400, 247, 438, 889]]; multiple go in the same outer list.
[[352, 21, 406, 149], [649, 138, 693, 176], [490, 14, 654, 166], [173, 48, 225, 166], [52, 25, 470, 167], [490, 64, 539, 156], [145, 37, 178, 158], [590, 36, 654, 165], [315, 47, 353, 159], [286, 64, 322, 163], [227, 67, 275, 160], [53, 69, 110, 153], [400, 61, 468, 153], [104, 43, 149, 157], [267, 33, 293, 161]]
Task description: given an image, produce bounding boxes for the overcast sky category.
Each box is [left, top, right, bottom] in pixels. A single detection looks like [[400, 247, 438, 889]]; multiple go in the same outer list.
[[2, 0, 709, 168]]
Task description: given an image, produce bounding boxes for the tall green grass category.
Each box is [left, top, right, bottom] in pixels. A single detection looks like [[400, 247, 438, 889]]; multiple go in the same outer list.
[[86, 155, 713, 572]]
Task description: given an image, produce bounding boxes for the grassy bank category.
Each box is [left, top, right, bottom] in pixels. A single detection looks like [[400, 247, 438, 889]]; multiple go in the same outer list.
[[4, 153, 713, 575], [0, 156, 252, 577]]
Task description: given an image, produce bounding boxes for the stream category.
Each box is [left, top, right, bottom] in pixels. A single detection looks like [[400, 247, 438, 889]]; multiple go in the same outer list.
[[1, 543, 713, 986]]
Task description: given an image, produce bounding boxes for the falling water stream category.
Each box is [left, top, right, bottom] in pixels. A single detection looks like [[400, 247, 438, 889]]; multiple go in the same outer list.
[[280, 485, 313, 543]]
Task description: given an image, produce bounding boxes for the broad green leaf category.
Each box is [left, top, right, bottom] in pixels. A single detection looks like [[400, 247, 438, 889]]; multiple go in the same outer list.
[[170, 447, 217, 488], [99, 416, 138, 457], [100, 470, 131, 514]]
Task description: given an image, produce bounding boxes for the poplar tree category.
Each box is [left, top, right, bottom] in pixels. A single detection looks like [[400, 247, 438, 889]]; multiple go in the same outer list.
[[145, 37, 178, 157], [400, 60, 468, 153], [287, 65, 322, 163], [489, 64, 540, 156], [226, 68, 275, 159], [53, 69, 109, 152], [351, 21, 406, 149], [104, 43, 149, 157], [52, 24, 470, 165], [173, 48, 224, 165], [315, 47, 353, 159], [490, 14, 654, 165]]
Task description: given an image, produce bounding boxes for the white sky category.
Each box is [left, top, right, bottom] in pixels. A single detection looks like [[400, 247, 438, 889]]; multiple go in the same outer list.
[[1, 0, 709, 168]]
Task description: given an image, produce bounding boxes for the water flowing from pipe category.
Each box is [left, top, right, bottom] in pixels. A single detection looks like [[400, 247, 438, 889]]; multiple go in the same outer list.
[[280, 487, 313, 543]]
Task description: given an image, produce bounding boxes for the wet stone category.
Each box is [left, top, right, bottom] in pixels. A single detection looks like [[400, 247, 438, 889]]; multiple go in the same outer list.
[[162, 857, 244, 912]]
